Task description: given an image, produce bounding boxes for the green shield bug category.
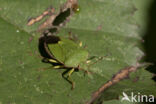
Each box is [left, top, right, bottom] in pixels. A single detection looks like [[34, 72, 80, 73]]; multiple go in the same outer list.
[[39, 35, 103, 89]]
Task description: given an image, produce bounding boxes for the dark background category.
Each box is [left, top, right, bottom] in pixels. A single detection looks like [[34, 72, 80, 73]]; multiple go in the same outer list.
[[143, 0, 156, 81]]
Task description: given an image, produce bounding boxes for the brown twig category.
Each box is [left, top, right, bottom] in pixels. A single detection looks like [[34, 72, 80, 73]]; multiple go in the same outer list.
[[86, 63, 150, 104], [27, 7, 55, 26], [27, 0, 78, 33]]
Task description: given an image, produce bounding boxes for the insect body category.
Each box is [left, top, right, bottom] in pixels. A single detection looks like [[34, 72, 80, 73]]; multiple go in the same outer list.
[[42, 35, 88, 89]]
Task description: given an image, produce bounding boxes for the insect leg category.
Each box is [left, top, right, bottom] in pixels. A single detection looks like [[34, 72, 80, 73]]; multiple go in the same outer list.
[[49, 59, 58, 63], [42, 58, 63, 69], [82, 56, 107, 76], [62, 68, 75, 89], [87, 55, 108, 67], [42, 58, 58, 63]]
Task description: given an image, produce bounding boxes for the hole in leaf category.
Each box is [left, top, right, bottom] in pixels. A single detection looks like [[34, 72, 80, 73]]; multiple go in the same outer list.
[[52, 8, 71, 26]]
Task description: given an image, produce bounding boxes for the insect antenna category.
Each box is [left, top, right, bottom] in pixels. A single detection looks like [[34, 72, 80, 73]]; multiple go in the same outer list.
[[87, 55, 108, 69]]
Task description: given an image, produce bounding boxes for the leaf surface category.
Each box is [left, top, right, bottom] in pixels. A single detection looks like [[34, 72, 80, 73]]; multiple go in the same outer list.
[[0, 0, 155, 104]]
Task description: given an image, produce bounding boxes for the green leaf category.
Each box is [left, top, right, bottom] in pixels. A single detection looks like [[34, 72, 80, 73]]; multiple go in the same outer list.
[[0, 0, 155, 104], [101, 96, 137, 104]]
